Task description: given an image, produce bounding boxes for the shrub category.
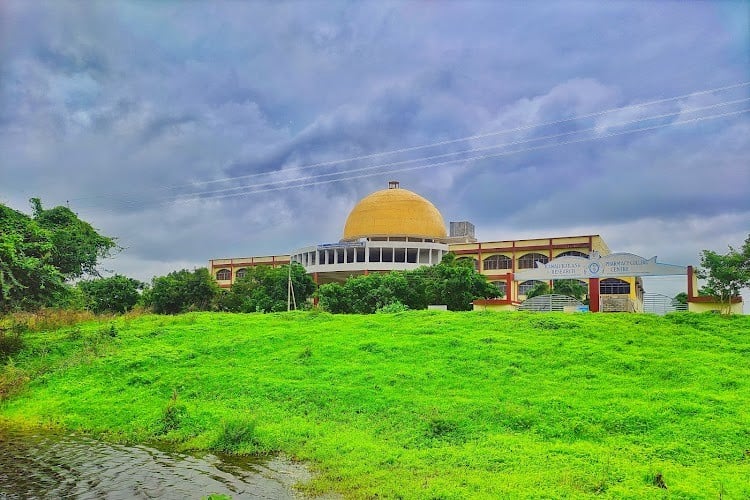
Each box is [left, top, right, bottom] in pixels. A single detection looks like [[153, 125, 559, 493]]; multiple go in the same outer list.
[[0, 360, 29, 400], [214, 417, 258, 453], [0, 324, 25, 361]]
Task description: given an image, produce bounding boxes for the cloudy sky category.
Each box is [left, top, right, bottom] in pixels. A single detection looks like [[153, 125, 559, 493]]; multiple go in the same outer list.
[[1, 1, 748, 302]]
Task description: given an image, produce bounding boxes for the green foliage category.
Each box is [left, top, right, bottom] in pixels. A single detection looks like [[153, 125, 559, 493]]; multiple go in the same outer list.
[[150, 268, 219, 314], [552, 279, 587, 300], [672, 292, 688, 305], [697, 234, 750, 314], [30, 198, 117, 279], [2, 311, 749, 498], [0, 360, 29, 400], [377, 301, 409, 313], [217, 263, 316, 313], [318, 253, 499, 313], [525, 281, 550, 299], [0, 200, 116, 311], [160, 390, 188, 434], [0, 324, 25, 361], [0, 204, 65, 310], [78, 275, 145, 314], [214, 417, 258, 453]]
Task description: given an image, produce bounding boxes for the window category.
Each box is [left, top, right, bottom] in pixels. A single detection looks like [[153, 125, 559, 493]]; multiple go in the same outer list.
[[518, 253, 549, 269], [483, 255, 512, 270], [600, 278, 630, 295], [457, 257, 479, 271], [557, 250, 588, 258], [519, 280, 544, 295], [491, 281, 507, 296], [216, 269, 231, 281], [235, 268, 247, 279]]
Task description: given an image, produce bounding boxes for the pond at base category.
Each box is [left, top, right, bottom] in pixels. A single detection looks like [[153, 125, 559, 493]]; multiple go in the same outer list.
[[0, 427, 312, 499]]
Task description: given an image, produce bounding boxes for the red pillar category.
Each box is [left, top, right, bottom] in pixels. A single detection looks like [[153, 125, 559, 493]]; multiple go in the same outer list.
[[589, 278, 600, 312], [313, 272, 319, 306]]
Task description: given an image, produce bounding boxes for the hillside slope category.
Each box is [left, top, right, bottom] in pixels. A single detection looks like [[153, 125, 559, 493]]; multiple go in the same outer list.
[[2, 311, 749, 498]]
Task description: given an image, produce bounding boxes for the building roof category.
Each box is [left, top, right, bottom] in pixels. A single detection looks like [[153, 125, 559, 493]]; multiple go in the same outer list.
[[342, 183, 447, 240]]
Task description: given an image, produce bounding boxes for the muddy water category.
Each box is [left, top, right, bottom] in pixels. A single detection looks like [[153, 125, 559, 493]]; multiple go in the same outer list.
[[0, 427, 312, 499]]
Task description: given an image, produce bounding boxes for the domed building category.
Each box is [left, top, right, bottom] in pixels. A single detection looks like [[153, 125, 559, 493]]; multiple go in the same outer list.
[[290, 181, 451, 283], [210, 181, 663, 312]]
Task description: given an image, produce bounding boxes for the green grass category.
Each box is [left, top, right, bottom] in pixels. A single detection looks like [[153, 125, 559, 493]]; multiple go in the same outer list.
[[1, 310, 749, 498]]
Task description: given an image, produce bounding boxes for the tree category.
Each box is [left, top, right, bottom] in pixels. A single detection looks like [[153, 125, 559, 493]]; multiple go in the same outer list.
[[1, 204, 65, 311], [697, 234, 750, 314], [552, 279, 587, 300], [30, 198, 117, 279], [1, 200, 117, 311], [219, 263, 316, 313], [525, 281, 550, 299], [150, 268, 220, 314], [78, 275, 145, 314]]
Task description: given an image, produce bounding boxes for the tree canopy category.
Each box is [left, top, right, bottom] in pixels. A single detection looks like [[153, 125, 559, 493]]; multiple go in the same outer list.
[[1, 200, 116, 311], [217, 263, 316, 313], [697, 234, 750, 314], [149, 268, 220, 314], [318, 253, 500, 313], [78, 275, 145, 314]]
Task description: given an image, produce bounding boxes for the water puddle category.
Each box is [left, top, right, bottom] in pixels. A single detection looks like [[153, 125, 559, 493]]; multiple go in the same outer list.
[[0, 427, 313, 499]]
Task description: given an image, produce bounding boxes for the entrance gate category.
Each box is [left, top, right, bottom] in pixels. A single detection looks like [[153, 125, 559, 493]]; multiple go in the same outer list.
[[515, 252, 688, 313]]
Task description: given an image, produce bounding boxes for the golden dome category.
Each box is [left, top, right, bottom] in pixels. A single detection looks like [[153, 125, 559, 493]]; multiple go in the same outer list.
[[343, 182, 447, 240]]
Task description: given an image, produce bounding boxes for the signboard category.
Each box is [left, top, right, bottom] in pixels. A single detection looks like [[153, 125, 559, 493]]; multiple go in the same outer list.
[[514, 252, 687, 280], [317, 241, 366, 250]]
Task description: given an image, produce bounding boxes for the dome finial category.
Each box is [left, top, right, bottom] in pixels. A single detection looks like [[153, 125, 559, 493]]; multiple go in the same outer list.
[[388, 180, 400, 189]]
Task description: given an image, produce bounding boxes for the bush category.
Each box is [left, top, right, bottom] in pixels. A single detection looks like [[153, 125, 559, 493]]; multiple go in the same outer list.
[[214, 417, 258, 453], [0, 324, 25, 361], [0, 360, 29, 400]]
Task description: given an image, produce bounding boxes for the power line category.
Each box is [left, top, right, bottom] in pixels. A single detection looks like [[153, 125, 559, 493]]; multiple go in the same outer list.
[[172, 107, 750, 203], [65, 82, 750, 212], [173, 98, 750, 199], [168, 80, 750, 189]]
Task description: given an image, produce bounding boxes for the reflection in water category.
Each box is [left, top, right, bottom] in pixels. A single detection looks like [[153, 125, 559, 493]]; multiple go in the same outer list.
[[0, 427, 310, 499]]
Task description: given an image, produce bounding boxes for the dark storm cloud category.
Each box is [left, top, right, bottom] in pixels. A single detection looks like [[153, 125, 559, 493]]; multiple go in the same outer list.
[[1, 0, 748, 292]]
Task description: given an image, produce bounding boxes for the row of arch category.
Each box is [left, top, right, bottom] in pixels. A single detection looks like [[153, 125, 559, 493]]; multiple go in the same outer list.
[[488, 278, 631, 296], [458, 250, 589, 271], [216, 268, 247, 281]]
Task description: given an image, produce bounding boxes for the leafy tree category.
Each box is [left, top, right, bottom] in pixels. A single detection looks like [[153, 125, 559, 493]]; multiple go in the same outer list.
[[697, 234, 750, 314], [219, 263, 316, 313], [317, 254, 498, 314], [525, 281, 550, 299], [1, 204, 65, 310], [552, 279, 587, 300], [78, 275, 145, 314], [151, 268, 220, 314], [672, 292, 688, 306], [30, 198, 117, 279], [1, 200, 117, 311]]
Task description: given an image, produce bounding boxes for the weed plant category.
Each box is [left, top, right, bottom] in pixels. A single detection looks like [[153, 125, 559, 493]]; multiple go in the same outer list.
[[0, 311, 748, 498]]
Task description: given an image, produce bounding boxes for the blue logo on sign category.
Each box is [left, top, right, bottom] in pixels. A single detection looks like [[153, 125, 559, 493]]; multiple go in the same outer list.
[[588, 262, 601, 274]]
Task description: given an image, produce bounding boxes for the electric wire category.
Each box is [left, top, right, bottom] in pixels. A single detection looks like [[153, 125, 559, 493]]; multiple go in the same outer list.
[[172, 107, 750, 203], [172, 97, 750, 199]]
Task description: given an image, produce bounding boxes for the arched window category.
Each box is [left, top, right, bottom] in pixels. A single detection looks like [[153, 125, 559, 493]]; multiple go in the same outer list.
[[491, 281, 507, 296], [519, 280, 544, 295], [216, 269, 231, 281], [235, 268, 247, 279], [557, 250, 589, 258], [483, 254, 512, 270], [600, 278, 630, 295], [457, 257, 479, 271], [518, 253, 549, 270]]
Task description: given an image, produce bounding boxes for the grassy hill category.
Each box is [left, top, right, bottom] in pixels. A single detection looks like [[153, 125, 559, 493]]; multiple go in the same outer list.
[[1, 311, 749, 498]]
